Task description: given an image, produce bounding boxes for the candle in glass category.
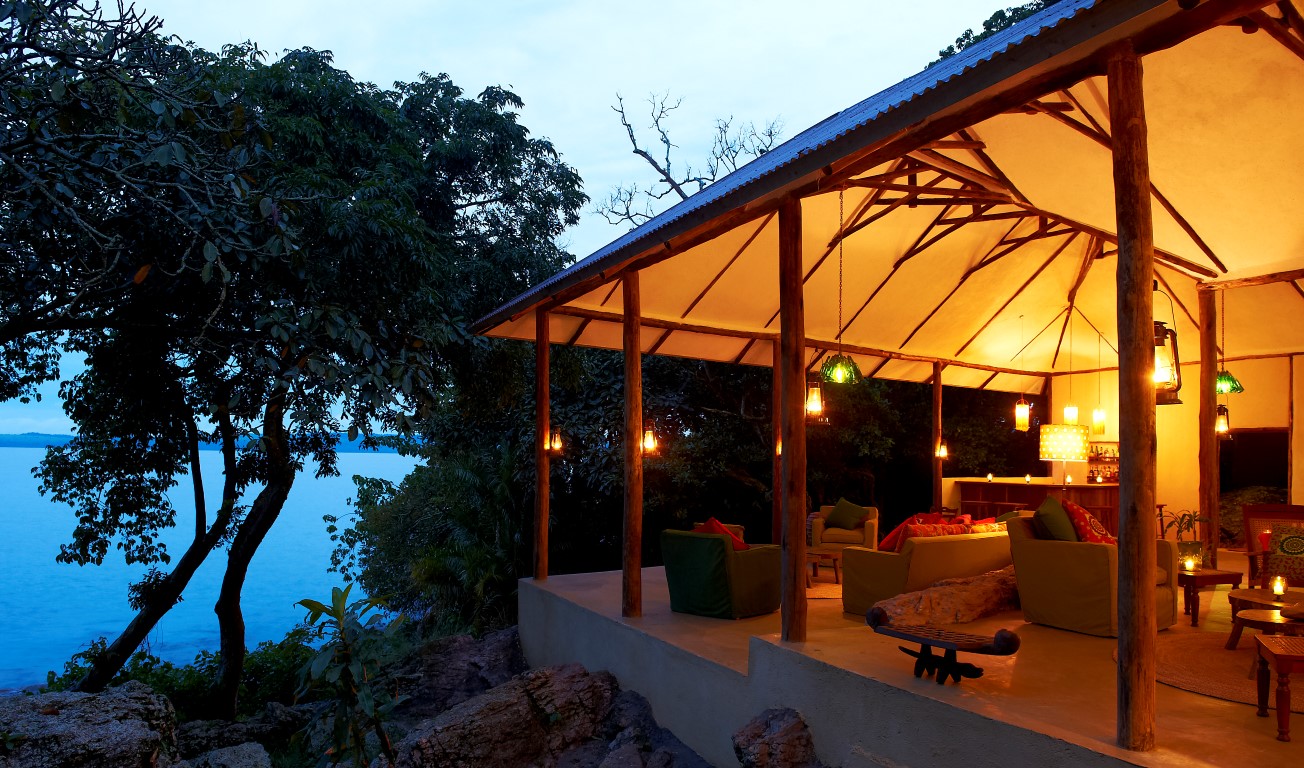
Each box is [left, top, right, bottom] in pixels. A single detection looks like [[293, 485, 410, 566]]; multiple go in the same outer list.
[[1182, 556, 1197, 572], [1273, 576, 1287, 597]]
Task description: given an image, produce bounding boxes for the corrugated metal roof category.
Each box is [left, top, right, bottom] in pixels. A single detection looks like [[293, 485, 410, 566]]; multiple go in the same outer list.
[[473, 0, 1104, 333]]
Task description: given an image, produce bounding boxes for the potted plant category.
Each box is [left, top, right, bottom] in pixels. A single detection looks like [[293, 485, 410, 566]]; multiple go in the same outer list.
[[1157, 508, 1210, 565]]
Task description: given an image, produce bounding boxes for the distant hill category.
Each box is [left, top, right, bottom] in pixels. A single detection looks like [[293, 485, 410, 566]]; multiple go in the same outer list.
[[0, 433, 406, 453]]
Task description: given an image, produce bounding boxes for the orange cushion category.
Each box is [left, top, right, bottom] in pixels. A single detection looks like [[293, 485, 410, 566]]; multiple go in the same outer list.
[[896, 523, 969, 552], [692, 517, 749, 551], [1062, 499, 1117, 545]]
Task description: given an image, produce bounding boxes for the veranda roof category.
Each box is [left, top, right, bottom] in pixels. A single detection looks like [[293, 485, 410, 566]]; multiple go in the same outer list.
[[474, 0, 1304, 394]]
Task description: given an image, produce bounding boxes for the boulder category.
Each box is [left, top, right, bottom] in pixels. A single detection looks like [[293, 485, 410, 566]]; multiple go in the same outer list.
[[187, 742, 271, 768], [388, 663, 616, 767], [872, 565, 1019, 626], [0, 681, 179, 768], [732, 708, 824, 768], [176, 701, 315, 758], [389, 626, 526, 726]]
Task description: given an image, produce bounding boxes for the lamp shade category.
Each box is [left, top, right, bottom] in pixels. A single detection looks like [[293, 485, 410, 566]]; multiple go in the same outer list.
[[1215, 404, 1231, 438], [1091, 406, 1107, 435], [1215, 369, 1245, 395], [1062, 403, 1079, 425], [821, 353, 861, 384], [1039, 423, 1090, 462]]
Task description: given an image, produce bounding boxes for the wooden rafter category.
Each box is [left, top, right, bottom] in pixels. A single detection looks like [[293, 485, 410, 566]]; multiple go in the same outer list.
[[801, 168, 908, 284], [1250, 8, 1304, 62], [565, 317, 591, 346], [1154, 268, 1198, 330], [1014, 306, 1070, 364], [978, 371, 1000, 390], [680, 212, 774, 317], [896, 217, 1031, 349], [1052, 236, 1101, 367], [958, 127, 1030, 204], [1072, 305, 1119, 356], [838, 204, 958, 337], [954, 232, 1081, 358], [1290, 280, 1304, 303], [907, 148, 1014, 195], [1027, 106, 1228, 274], [732, 338, 758, 365], [1019, 204, 1217, 278], [599, 279, 622, 307], [645, 328, 674, 356], [1058, 88, 1108, 137]]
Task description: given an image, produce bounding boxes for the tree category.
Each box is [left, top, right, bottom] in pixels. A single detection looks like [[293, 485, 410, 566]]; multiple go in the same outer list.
[[932, 1, 1062, 64], [597, 92, 780, 228], [11, 6, 584, 717]]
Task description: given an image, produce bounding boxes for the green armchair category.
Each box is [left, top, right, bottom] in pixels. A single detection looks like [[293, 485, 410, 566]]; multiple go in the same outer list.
[[1007, 516, 1177, 637], [661, 530, 781, 619]]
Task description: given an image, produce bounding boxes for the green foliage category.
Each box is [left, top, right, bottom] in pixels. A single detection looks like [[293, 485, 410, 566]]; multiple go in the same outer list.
[[1219, 485, 1289, 546], [296, 586, 407, 768], [932, 1, 1062, 65], [1157, 508, 1208, 542], [44, 631, 316, 721]]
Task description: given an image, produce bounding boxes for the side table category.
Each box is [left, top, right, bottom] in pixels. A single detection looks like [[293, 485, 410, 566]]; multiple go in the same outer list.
[[1227, 588, 1304, 649], [1257, 635, 1304, 742], [1177, 568, 1242, 627]]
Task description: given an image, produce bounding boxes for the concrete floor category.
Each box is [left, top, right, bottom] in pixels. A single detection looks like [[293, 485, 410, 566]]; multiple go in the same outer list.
[[523, 549, 1302, 767]]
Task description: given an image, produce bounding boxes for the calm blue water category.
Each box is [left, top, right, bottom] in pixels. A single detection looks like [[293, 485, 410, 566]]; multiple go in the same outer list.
[[0, 447, 418, 689]]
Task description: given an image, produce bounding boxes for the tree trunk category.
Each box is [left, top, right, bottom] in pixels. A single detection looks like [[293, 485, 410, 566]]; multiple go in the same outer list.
[[76, 414, 238, 693], [213, 400, 295, 719]]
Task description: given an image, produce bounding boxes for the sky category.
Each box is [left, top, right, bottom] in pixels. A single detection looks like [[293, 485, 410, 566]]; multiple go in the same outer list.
[[0, 0, 998, 434]]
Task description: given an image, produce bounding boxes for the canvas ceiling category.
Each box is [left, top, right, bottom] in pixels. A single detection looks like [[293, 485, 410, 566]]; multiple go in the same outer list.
[[479, 9, 1304, 396]]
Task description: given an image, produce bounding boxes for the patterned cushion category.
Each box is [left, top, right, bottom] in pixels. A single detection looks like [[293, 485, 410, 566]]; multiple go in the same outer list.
[[896, 523, 969, 552], [965, 522, 1005, 535], [879, 512, 948, 551], [1062, 499, 1117, 545], [1266, 523, 1304, 582]]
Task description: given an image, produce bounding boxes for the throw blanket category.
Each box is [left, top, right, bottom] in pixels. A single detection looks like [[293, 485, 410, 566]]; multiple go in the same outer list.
[[872, 566, 1019, 625]]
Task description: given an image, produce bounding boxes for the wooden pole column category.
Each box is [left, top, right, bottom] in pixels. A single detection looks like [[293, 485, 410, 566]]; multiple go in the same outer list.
[[772, 342, 783, 545], [1109, 42, 1159, 753], [778, 197, 808, 642], [932, 361, 944, 512], [1198, 289, 1219, 569], [534, 311, 551, 580], [623, 273, 644, 618]]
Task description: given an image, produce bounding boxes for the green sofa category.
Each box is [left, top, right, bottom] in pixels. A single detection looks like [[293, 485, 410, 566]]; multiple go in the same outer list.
[[661, 529, 781, 619], [841, 530, 1012, 617], [1006, 516, 1178, 637]]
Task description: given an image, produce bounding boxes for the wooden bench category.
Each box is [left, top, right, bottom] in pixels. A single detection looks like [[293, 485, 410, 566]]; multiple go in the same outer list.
[[867, 607, 1020, 684]]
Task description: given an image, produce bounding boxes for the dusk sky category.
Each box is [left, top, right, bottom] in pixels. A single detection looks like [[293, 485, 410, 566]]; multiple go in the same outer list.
[[1, 1, 999, 434]]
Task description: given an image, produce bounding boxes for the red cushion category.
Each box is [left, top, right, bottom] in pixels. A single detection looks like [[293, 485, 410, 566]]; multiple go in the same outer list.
[[1062, 500, 1117, 545], [897, 523, 970, 551], [692, 517, 748, 551], [879, 512, 965, 551]]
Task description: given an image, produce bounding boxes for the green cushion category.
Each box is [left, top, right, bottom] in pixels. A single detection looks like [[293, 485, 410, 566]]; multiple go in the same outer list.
[[995, 509, 1024, 523], [826, 498, 869, 530], [1034, 496, 1079, 542]]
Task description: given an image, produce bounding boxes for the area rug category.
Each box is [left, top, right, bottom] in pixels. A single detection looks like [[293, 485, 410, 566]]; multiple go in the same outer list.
[[1136, 629, 1304, 713], [806, 570, 841, 599]]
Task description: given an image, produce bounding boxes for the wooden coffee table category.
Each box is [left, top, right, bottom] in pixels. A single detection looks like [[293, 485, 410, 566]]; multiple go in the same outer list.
[[805, 548, 842, 585], [1177, 568, 1242, 627], [1227, 589, 1304, 649], [1257, 635, 1304, 741]]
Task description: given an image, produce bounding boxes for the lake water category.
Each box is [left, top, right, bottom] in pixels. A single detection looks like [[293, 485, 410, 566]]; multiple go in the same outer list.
[[0, 447, 419, 690]]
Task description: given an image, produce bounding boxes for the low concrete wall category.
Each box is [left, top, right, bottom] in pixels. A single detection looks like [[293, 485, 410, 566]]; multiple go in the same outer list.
[[519, 578, 753, 766], [745, 637, 1126, 768]]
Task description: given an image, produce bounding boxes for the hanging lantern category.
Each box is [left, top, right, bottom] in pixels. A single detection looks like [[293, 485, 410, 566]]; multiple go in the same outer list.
[[821, 353, 861, 384], [1215, 369, 1245, 395], [1153, 320, 1182, 405], [1014, 396, 1030, 432], [1215, 404, 1231, 439], [1062, 403, 1079, 426], [547, 427, 564, 456], [935, 440, 949, 460], [642, 428, 658, 454], [1091, 406, 1107, 436], [805, 379, 829, 424]]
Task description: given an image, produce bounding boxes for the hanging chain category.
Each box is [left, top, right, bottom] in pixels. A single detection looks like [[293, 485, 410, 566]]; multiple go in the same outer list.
[[1220, 289, 1226, 365], [837, 189, 845, 354]]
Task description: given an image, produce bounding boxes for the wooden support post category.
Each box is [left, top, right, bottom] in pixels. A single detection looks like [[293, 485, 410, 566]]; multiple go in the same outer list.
[[1109, 42, 1158, 753], [535, 310, 551, 580], [772, 342, 783, 545], [1198, 289, 1219, 569], [623, 273, 643, 618], [933, 361, 944, 512], [778, 197, 808, 642]]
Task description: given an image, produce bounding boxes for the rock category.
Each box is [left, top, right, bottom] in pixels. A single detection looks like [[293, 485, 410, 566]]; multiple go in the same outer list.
[[187, 742, 271, 768], [176, 701, 316, 757], [388, 663, 616, 767], [389, 626, 526, 727], [597, 742, 645, 768], [732, 708, 824, 768], [0, 680, 179, 768], [872, 565, 1019, 626]]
